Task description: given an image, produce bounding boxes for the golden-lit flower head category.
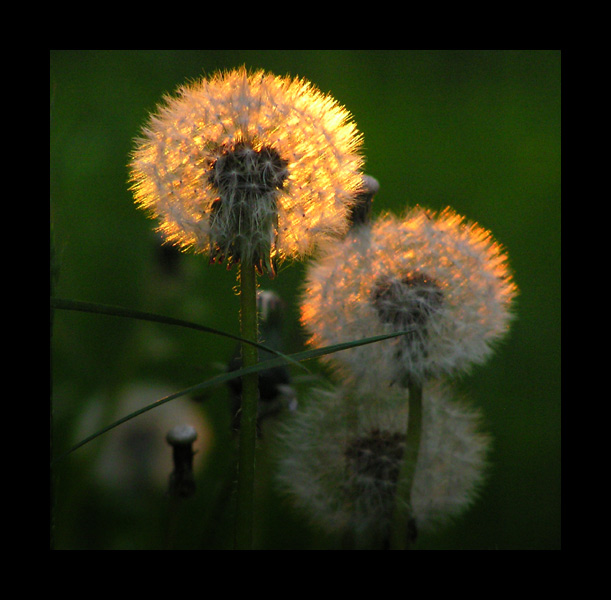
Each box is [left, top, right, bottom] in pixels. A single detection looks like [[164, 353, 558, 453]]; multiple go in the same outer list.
[[300, 206, 517, 384], [275, 381, 490, 539], [129, 67, 364, 276]]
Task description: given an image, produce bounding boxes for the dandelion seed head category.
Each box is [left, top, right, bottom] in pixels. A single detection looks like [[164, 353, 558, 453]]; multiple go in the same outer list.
[[274, 381, 491, 538], [129, 67, 364, 275], [300, 206, 518, 383]]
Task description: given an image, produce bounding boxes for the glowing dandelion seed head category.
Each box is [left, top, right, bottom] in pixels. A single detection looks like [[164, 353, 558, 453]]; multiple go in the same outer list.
[[300, 207, 517, 383], [129, 67, 364, 275]]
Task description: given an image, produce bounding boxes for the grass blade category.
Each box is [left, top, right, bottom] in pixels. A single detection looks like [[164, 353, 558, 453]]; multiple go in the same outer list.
[[50, 297, 307, 372], [53, 328, 412, 462]]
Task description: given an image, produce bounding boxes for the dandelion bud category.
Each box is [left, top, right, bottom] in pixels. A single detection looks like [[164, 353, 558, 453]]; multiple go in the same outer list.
[[129, 67, 364, 276], [274, 382, 491, 542], [348, 174, 379, 229], [300, 206, 517, 384], [166, 424, 198, 498]]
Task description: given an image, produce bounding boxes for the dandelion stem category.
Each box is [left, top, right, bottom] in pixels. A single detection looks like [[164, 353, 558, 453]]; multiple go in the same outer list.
[[234, 262, 259, 549], [389, 379, 423, 550]]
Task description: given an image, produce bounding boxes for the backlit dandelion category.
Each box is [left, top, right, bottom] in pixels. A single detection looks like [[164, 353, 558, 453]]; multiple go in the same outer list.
[[129, 66, 364, 276], [274, 381, 491, 543], [300, 206, 517, 384]]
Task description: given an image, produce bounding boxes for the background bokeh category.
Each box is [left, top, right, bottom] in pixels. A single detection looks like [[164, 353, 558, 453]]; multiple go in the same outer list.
[[50, 50, 561, 550]]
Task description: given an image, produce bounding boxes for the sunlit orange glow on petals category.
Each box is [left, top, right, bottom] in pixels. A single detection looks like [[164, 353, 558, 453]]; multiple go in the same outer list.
[[300, 207, 518, 384], [129, 67, 364, 275]]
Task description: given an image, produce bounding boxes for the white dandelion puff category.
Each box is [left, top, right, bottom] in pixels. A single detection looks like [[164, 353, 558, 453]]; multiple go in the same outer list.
[[129, 67, 364, 276], [274, 381, 491, 541], [300, 206, 517, 383]]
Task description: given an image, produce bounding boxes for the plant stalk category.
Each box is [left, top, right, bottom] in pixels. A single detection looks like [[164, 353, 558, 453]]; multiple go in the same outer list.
[[389, 379, 423, 550], [234, 262, 259, 549]]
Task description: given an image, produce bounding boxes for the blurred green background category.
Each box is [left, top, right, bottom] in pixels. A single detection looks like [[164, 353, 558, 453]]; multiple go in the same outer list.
[[50, 50, 560, 550]]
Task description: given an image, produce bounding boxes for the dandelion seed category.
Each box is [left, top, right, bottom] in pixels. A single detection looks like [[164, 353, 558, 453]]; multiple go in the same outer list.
[[300, 206, 518, 384], [274, 381, 491, 541], [129, 67, 364, 276]]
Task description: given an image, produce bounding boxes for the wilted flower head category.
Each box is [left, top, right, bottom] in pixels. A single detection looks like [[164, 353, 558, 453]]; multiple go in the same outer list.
[[274, 381, 490, 542], [300, 206, 517, 384], [129, 67, 364, 276]]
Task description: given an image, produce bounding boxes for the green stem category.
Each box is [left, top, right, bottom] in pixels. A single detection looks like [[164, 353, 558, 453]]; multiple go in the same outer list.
[[234, 262, 259, 549], [389, 380, 423, 550]]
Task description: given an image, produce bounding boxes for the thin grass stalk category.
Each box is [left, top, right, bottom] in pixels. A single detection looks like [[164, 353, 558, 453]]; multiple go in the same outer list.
[[53, 329, 416, 464], [49, 297, 305, 371]]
